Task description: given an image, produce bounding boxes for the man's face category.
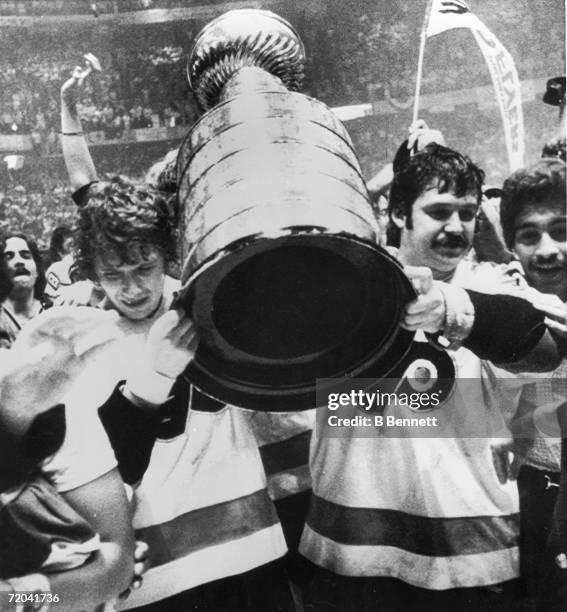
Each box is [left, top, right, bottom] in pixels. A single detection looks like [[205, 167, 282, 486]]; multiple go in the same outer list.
[[512, 202, 566, 299], [61, 236, 74, 258], [395, 186, 478, 276], [94, 245, 166, 320], [3, 236, 38, 294]]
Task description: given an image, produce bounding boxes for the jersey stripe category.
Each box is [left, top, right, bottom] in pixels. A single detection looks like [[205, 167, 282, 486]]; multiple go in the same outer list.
[[135, 489, 279, 565], [252, 410, 315, 501], [259, 429, 312, 475], [306, 494, 519, 556], [300, 525, 519, 589], [121, 526, 286, 608]]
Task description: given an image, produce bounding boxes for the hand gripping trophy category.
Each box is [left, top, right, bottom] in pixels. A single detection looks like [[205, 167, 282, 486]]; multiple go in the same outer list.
[[177, 9, 415, 410]]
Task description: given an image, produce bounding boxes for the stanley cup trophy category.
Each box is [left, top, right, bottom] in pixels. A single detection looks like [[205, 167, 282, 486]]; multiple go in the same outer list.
[[177, 9, 415, 410]]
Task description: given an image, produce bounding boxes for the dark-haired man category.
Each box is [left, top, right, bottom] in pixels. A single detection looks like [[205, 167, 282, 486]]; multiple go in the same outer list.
[[390, 148, 481, 280], [500, 158, 566, 302], [498, 157, 566, 610], [299, 144, 560, 611], [0, 232, 46, 345]]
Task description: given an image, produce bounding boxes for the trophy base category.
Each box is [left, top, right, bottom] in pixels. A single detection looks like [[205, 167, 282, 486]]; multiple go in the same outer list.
[[180, 232, 415, 410]]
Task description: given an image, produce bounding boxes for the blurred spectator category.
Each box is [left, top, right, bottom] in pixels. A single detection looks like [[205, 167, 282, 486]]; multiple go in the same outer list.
[[44, 224, 75, 304], [0, 232, 46, 346]]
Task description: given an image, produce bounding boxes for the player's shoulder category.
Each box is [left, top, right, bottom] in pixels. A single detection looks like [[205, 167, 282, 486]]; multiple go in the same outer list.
[[453, 258, 526, 294]]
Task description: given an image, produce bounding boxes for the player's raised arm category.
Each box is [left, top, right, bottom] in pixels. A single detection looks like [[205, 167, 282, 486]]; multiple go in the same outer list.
[[60, 54, 101, 192]]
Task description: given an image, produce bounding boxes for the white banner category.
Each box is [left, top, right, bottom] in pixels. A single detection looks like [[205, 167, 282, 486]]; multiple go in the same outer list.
[[426, 0, 525, 170], [0, 136, 32, 153]]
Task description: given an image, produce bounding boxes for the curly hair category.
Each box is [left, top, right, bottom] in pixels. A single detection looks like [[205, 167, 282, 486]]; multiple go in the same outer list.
[[388, 143, 485, 233], [145, 149, 179, 227], [0, 232, 46, 300], [74, 176, 177, 281], [500, 158, 566, 249]]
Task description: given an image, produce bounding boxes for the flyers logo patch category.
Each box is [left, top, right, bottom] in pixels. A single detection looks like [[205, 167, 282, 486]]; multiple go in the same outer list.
[[47, 271, 60, 290], [387, 338, 456, 410]]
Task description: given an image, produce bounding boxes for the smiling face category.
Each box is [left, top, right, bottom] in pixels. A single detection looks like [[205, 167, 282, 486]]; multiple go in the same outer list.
[[94, 245, 166, 320], [512, 203, 567, 300], [3, 236, 38, 294], [394, 186, 478, 277]]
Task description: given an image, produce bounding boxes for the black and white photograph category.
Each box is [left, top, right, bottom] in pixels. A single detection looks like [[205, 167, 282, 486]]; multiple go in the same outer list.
[[0, 0, 565, 610]]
